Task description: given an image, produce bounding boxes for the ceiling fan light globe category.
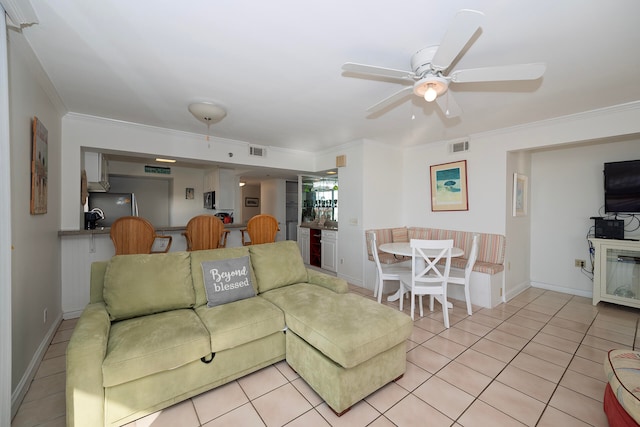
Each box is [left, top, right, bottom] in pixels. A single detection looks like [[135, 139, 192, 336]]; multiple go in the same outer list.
[[424, 86, 438, 102]]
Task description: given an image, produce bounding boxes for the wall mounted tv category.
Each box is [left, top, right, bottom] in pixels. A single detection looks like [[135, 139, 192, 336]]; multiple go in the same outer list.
[[604, 159, 640, 214]]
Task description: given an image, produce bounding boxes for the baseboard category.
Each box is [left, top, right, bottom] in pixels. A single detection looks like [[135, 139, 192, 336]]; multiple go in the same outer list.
[[337, 272, 362, 287], [11, 314, 62, 419], [505, 281, 531, 302], [530, 281, 593, 298], [63, 309, 83, 320]]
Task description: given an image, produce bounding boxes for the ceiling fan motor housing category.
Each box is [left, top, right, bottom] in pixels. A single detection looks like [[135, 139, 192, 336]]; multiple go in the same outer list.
[[410, 46, 449, 99], [411, 46, 439, 76]]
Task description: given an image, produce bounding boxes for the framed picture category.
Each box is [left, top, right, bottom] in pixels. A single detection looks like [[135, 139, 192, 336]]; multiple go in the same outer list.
[[185, 187, 194, 199], [245, 197, 259, 207], [31, 117, 48, 214], [513, 173, 528, 216], [430, 160, 468, 211]]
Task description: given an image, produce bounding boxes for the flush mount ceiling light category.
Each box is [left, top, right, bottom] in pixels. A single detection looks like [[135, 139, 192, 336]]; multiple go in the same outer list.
[[188, 102, 227, 140], [188, 102, 227, 124]]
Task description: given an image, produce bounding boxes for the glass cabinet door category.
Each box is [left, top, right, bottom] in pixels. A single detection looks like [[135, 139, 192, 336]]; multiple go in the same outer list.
[[604, 247, 640, 300]]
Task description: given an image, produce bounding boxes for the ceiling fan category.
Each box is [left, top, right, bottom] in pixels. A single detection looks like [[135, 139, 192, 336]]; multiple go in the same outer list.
[[342, 9, 546, 118]]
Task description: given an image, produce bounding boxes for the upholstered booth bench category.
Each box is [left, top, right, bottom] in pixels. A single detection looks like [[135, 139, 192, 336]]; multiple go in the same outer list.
[[365, 226, 506, 308]]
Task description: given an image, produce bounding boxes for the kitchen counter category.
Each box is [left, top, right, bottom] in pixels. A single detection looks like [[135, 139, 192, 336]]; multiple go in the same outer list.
[[300, 222, 338, 231], [58, 222, 247, 236]]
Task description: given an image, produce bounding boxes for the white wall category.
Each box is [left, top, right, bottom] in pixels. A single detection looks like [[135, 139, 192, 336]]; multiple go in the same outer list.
[[399, 103, 640, 300], [241, 184, 260, 223], [505, 151, 532, 299], [8, 29, 64, 413], [360, 140, 404, 291], [321, 141, 365, 286], [107, 160, 211, 226], [260, 179, 286, 241], [403, 139, 507, 234], [530, 139, 640, 296], [60, 114, 319, 230], [1, 10, 12, 424]]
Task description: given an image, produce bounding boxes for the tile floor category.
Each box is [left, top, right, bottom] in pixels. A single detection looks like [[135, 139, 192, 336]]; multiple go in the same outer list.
[[12, 285, 640, 427]]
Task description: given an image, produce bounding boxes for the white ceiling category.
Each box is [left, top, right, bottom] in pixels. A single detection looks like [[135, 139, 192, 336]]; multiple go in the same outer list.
[[17, 0, 640, 153]]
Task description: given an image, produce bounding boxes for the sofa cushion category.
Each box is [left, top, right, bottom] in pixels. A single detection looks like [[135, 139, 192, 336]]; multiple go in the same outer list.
[[261, 283, 413, 368], [103, 252, 194, 321], [249, 241, 308, 293], [102, 309, 211, 387], [201, 256, 256, 307], [195, 296, 285, 352], [604, 349, 640, 425], [190, 247, 256, 307]]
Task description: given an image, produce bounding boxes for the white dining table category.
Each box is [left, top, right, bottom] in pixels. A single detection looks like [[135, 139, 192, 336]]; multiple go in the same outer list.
[[378, 242, 464, 307]]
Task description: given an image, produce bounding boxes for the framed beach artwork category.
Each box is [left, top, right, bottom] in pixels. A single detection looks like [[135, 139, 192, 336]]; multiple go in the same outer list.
[[513, 172, 528, 216], [430, 160, 468, 211], [30, 117, 48, 214]]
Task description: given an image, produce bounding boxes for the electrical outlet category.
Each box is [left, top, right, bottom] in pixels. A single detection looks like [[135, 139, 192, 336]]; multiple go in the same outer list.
[[43, 308, 47, 324], [574, 259, 585, 268]]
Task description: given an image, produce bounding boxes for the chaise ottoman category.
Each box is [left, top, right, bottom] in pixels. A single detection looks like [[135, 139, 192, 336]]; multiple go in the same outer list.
[[261, 283, 413, 415]]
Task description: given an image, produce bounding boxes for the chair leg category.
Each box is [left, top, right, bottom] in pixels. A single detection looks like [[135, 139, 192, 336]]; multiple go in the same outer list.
[[464, 283, 472, 315], [418, 295, 424, 317], [399, 282, 404, 312], [429, 295, 434, 312], [410, 290, 415, 320], [442, 299, 450, 328], [373, 272, 379, 298]]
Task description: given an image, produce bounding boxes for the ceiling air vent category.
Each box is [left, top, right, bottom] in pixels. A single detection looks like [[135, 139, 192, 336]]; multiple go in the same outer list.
[[449, 140, 469, 154], [249, 146, 266, 157]]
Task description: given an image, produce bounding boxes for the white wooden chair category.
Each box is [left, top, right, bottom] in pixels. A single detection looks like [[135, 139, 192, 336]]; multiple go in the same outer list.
[[399, 239, 453, 326], [448, 233, 478, 315], [366, 231, 411, 303]]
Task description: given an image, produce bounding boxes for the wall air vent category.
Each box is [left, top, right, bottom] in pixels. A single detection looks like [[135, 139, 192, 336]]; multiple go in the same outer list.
[[449, 140, 469, 154], [249, 146, 266, 157]]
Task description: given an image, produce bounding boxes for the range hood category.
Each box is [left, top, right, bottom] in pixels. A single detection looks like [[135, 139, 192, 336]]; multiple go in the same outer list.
[[85, 151, 110, 192], [87, 180, 110, 192]]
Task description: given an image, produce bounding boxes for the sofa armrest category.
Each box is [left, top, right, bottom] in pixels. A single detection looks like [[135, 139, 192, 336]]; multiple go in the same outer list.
[[66, 302, 110, 427], [306, 268, 348, 294]]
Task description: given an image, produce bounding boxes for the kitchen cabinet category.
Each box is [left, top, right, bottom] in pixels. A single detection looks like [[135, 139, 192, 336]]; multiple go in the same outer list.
[[84, 151, 110, 192], [298, 226, 338, 272], [590, 238, 640, 308], [298, 227, 310, 264], [204, 168, 237, 210], [321, 229, 338, 272]]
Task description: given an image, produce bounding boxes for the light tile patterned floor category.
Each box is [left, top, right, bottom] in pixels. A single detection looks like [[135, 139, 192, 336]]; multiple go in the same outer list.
[[12, 286, 639, 426]]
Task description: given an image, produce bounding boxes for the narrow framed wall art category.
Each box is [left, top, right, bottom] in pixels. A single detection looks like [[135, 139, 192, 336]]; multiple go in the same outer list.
[[513, 172, 528, 216], [30, 117, 48, 214]]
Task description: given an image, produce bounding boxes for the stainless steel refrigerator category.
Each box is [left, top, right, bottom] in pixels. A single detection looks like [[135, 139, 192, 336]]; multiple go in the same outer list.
[[88, 192, 138, 227]]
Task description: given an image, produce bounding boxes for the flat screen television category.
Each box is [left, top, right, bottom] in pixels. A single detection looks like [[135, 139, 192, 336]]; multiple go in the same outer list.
[[604, 159, 640, 214]]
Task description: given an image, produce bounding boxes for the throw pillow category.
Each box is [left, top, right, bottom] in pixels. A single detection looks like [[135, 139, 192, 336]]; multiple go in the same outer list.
[[201, 256, 256, 307]]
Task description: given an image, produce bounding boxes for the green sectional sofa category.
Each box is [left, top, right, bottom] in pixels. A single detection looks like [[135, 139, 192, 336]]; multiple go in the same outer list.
[[66, 240, 412, 426]]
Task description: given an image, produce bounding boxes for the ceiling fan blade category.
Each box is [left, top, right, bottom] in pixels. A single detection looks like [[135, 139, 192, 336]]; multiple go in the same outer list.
[[366, 87, 413, 113], [342, 62, 415, 80], [435, 91, 462, 118], [431, 9, 484, 72], [450, 63, 546, 83]]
